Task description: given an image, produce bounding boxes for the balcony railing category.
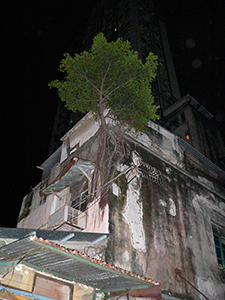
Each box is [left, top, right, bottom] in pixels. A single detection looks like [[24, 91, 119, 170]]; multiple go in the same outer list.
[[49, 205, 86, 230]]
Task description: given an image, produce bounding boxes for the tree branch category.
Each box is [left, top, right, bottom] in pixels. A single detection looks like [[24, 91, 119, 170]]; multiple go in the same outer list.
[[104, 81, 116, 94], [108, 99, 136, 114], [75, 70, 101, 94], [73, 98, 100, 102], [101, 62, 111, 87], [104, 77, 135, 99], [83, 75, 100, 94]]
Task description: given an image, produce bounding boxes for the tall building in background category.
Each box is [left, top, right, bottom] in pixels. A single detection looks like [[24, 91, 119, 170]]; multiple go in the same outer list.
[[49, 0, 178, 155], [48, 0, 225, 170], [82, 0, 181, 111]]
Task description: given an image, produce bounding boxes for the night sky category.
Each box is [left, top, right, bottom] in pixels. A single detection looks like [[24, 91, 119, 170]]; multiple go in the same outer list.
[[2, 0, 225, 228]]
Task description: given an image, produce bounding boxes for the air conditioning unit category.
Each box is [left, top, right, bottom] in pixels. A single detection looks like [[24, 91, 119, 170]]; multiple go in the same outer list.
[[49, 205, 86, 230]]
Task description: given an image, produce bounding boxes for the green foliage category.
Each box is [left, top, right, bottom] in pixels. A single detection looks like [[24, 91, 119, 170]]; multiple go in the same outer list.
[[49, 33, 159, 132], [103, 293, 110, 299]]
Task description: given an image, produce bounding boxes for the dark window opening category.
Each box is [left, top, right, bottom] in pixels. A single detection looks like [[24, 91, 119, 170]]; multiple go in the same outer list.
[[212, 223, 225, 269], [70, 180, 88, 212], [213, 233, 225, 269]]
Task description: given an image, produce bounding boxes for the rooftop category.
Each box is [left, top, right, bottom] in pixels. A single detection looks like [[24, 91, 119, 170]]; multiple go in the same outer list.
[[0, 227, 107, 243], [0, 234, 161, 297]]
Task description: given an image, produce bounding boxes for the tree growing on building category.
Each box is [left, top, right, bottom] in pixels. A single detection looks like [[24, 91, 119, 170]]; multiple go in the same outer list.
[[49, 33, 158, 203]]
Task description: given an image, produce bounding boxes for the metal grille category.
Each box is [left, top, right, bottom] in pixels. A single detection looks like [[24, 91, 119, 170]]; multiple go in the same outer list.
[[138, 162, 163, 185], [49, 206, 86, 229], [49, 207, 65, 228], [67, 206, 78, 223]]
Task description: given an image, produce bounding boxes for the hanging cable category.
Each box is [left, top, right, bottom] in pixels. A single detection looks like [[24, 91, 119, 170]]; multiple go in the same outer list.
[[175, 269, 211, 300]]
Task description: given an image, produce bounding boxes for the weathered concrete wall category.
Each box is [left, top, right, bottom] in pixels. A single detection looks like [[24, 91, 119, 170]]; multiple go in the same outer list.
[[61, 112, 100, 163], [107, 141, 225, 299], [17, 187, 68, 230], [18, 193, 55, 229], [128, 121, 182, 168], [85, 199, 109, 233]]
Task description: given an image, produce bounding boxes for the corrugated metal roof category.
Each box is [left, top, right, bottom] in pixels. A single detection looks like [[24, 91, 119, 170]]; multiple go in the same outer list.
[[39, 145, 62, 180], [0, 235, 161, 293], [41, 157, 94, 195], [40, 145, 62, 170], [0, 227, 108, 243]]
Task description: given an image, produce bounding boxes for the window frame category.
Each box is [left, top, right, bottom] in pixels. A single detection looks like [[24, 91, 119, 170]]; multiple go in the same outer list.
[[212, 221, 225, 270], [32, 273, 74, 300], [213, 232, 225, 269]]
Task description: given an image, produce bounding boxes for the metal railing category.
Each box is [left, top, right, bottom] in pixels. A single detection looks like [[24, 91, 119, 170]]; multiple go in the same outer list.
[[178, 137, 225, 180], [49, 205, 86, 230]]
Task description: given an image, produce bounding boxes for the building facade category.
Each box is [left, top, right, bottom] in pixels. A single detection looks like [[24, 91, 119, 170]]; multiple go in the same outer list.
[[17, 113, 225, 299]]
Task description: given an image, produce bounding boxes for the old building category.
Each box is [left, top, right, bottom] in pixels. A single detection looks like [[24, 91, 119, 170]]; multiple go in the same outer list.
[[162, 94, 225, 170], [17, 112, 225, 299]]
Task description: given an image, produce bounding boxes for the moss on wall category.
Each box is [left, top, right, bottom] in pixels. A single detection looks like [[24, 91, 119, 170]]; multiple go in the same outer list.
[[17, 190, 33, 222]]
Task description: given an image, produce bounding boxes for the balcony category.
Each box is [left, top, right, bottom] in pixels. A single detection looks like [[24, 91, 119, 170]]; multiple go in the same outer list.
[[49, 205, 86, 231]]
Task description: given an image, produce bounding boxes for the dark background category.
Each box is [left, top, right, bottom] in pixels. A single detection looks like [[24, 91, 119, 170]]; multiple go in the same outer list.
[[2, 0, 225, 227]]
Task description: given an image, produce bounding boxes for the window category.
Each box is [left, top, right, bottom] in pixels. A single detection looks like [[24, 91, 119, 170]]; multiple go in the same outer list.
[[212, 222, 225, 269], [213, 233, 225, 268], [70, 180, 88, 212], [33, 274, 73, 300]]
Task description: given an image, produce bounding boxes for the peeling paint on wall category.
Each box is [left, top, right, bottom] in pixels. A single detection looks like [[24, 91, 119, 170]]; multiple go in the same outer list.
[[112, 183, 120, 197], [168, 198, 176, 217], [122, 173, 146, 252], [197, 277, 225, 300], [122, 250, 130, 264], [198, 176, 214, 189], [192, 194, 225, 216], [219, 202, 225, 212], [159, 199, 167, 207], [85, 199, 109, 233]]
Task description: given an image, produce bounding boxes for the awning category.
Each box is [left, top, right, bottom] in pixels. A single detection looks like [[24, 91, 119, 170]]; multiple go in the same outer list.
[[0, 235, 161, 296], [41, 157, 94, 195]]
